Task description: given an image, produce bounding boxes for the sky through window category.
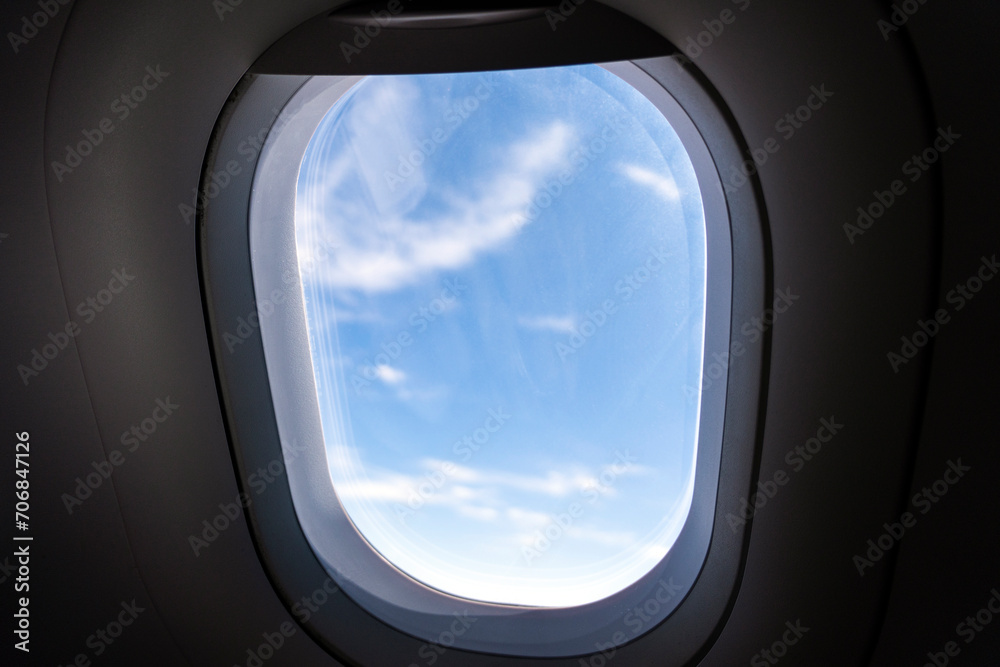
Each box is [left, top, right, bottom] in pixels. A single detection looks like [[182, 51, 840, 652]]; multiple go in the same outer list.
[[294, 64, 707, 607]]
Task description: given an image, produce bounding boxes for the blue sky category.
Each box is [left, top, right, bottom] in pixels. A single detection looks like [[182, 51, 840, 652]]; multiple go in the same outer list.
[[294, 64, 706, 607]]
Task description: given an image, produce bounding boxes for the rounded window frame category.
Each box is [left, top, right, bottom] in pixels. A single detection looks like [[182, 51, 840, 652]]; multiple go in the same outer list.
[[241, 60, 728, 657], [199, 9, 770, 664]]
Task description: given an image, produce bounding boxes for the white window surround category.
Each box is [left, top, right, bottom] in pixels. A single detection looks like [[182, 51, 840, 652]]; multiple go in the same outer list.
[[247, 60, 732, 658]]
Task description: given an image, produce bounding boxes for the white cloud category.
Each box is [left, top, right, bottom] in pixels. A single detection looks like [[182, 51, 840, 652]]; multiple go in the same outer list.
[[373, 364, 406, 385], [420, 461, 600, 500], [332, 449, 651, 537], [516, 315, 577, 333], [342, 76, 428, 215], [296, 120, 577, 294], [621, 163, 680, 201]]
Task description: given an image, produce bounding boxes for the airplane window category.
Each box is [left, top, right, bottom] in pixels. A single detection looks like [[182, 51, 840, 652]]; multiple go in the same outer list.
[[293, 64, 707, 608]]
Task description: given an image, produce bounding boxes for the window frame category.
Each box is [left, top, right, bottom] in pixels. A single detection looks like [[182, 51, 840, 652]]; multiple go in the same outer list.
[[198, 7, 770, 665]]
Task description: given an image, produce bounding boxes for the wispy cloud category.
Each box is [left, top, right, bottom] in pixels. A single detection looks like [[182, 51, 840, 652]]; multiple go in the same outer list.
[[332, 449, 656, 540], [336, 458, 602, 505], [342, 76, 428, 214], [372, 364, 406, 385], [334, 453, 645, 556], [621, 163, 681, 200], [516, 314, 577, 333], [297, 119, 576, 294]]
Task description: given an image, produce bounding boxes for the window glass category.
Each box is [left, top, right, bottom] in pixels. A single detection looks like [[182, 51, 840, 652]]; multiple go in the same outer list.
[[295, 64, 706, 607]]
